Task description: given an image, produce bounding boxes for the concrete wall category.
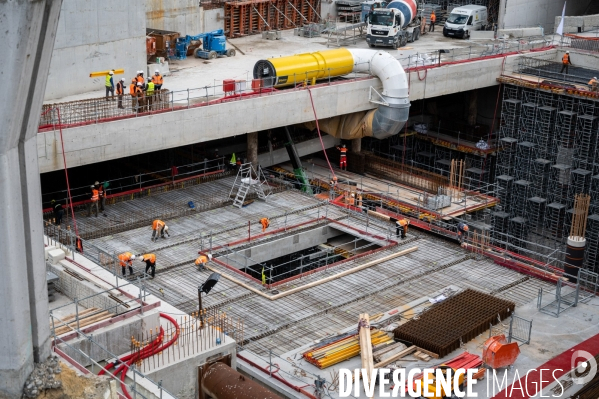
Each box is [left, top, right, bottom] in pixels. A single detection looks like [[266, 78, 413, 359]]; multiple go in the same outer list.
[[498, 0, 591, 32], [224, 226, 344, 268], [45, 0, 147, 101], [147, 0, 202, 36], [202, 8, 225, 32], [321, 0, 338, 20], [555, 14, 599, 34], [57, 311, 160, 367], [258, 135, 340, 167], [556, 49, 599, 70]]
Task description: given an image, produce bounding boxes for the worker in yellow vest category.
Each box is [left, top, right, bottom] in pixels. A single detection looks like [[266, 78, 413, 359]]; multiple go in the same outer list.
[[105, 70, 115, 101], [146, 80, 155, 111]]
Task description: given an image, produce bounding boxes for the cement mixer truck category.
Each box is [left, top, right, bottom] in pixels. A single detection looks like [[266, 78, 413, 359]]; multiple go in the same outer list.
[[366, 0, 422, 48]]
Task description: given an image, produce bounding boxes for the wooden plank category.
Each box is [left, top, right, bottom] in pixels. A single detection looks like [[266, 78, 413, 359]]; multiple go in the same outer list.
[[51, 307, 99, 328], [358, 314, 374, 399], [55, 311, 111, 335], [373, 345, 417, 368], [415, 346, 440, 359]]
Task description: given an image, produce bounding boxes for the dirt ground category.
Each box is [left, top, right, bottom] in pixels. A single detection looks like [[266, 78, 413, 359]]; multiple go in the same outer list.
[[38, 362, 114, 399]]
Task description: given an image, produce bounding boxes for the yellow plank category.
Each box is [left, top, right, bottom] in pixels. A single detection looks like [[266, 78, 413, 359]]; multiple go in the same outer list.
[[89, 69, 125, 78]]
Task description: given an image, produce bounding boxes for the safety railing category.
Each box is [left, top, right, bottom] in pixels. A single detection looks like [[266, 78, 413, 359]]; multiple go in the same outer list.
[[41, 157, 227, 210]]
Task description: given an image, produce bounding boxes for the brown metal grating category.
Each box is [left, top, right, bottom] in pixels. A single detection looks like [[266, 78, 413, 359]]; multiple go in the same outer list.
[[393, 289, 515, 357]]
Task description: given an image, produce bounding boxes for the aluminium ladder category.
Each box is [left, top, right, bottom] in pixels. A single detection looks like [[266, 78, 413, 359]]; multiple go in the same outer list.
[[229, 163, 271, 208]]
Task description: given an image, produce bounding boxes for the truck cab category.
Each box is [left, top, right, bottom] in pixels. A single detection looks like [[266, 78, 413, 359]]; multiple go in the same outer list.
[[366, 1, 421, 49], [443, 5, 487, 39]]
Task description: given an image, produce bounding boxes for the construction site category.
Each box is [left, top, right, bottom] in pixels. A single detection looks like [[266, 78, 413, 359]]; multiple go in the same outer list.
[[4, 0, 599, 399]]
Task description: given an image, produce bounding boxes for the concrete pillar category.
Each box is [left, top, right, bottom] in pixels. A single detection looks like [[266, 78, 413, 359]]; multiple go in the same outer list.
[[351, 138, 361, 153], [247, 132, 258, 167], [0, 1, 62, 397], [467, 90, 478, 126]]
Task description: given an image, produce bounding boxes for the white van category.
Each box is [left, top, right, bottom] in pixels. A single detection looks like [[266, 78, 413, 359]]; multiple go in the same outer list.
[[443, 5, 487, 39]]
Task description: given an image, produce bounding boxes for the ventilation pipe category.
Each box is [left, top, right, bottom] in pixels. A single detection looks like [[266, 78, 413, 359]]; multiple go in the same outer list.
[[253, 48, 410, 139]]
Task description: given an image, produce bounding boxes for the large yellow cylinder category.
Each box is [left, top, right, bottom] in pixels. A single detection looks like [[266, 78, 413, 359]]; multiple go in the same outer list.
[[253, 48, 354, 88]]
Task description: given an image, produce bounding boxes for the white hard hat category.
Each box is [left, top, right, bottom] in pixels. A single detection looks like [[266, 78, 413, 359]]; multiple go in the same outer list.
[[164, 225, 169, 231], [91, 185, 95, 188], [208, 254, 213, 260], [94, 181, 99, 185], [121, 78, 125, 81], [566, 51, 570, 54], [109, 71, 114, 75], [130, 255, 136, 260], [595, 77, 598, 80], [155, 69, 160, 73], [137, 82, 142, 86]]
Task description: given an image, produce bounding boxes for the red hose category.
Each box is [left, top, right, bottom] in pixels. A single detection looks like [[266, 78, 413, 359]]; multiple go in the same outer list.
[[307, 88, 336, 180], [98, 313, 180, 399]]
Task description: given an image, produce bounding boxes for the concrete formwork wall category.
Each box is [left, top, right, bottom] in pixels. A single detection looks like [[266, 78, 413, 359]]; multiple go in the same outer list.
[[147, 0, 203, 36], [202, 8, 225, 32], [45, 0, 147, 101], [499, 0, 591, 31], [555, 14, 599, 34], [321, 1, 338, 20]]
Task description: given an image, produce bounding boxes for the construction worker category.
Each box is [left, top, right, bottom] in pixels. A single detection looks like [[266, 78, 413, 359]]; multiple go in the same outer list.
[[152, 70, 163, 90], [260, 217, 270, 232], [396, 218, 409, 239], [337, 144, 348, 170], [229, 153, 237, 170], [457, 222, 469, 243], [118, 252, 136, 277], [195, 254, 212, 271], [151, 219, 170, 241], [105, 70, 115, 101], [421, 15, 427, 35], [116, 78, 125, 109], [429, 11, 436, 32], [146, 79, 155, 111], [589, 77, 598, 92], [51, 200, 64, 226], [129, 78, 137, 112], [139, 253, 157, 279], [329, 176, 338, 188], [560, 51, 572, 74], [87, 185, 99, 217], [135, 82, 144, 113], [95, 181, 106, 212], [136, 70, 145, 86]]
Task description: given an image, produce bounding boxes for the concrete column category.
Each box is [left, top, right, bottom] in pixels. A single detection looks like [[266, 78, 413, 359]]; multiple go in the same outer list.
[[351, 138, 362, 153], [247, 132, 258, 167], [467, 90, 478, 126], [0, 1, 62, 397]]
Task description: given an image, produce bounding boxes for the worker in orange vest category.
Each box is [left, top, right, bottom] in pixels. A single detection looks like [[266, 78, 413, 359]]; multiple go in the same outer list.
[[337, 144, 348, 170], [458, 222, 469, 243], [152, 70, 163, 90], [116, 78, 125, 109], [260, 217, 270, 232], [135, 82, 144, 113], [139, 253, 157, 278], [396, 219, 409, 239], [95, 181, 106, 212], [429, 11, 436, 32], [195, 254, 212, 271], [560, 51, 572, 74], [136, 70, 145, 86], [118, 252, 136, 277], [151, 219, 170, 242], [129, 78, 137, 111], [87, 185, 99, 217], [589, 77, 598, 92]]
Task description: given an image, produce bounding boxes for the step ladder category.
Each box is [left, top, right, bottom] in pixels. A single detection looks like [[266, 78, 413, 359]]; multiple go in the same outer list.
[[229, 163, 271, 208]]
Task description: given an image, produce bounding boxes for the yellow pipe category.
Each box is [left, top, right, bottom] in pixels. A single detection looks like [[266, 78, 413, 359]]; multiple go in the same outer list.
[[89, 69, 125, 78], [256, 48, 354, 88]]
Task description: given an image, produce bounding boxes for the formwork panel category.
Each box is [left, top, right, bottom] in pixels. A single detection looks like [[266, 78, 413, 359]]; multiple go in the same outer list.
[[393, 289, 515, 357]]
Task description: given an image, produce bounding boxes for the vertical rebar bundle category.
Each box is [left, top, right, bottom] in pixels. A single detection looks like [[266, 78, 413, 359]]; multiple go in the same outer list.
[[570, 194, 591, 239]]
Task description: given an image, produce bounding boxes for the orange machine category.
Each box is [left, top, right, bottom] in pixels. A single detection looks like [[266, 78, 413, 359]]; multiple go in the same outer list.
[[482, 335, 520, 369]]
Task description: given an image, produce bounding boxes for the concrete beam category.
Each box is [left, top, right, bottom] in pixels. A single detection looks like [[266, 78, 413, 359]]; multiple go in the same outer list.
[[0, 0, 63, 397], [37, 49, 557, 174]]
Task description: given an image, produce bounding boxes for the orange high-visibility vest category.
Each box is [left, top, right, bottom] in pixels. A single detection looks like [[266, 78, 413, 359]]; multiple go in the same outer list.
[[562, 54, 569, 64], [142, 254, 156, 263], [116, 82, 124, 95], [91, 189, 99, 202], [129, 84, 135, 95], [431, 13, 436, 22], [152, 75, 163, 85], [260, 218, 270, 229], [339, 147, 347, 156], [195, 256, 208, 265], [152, 220, 165, 230], [136, 76, 145, 84], [118, 252, 133, 267]]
